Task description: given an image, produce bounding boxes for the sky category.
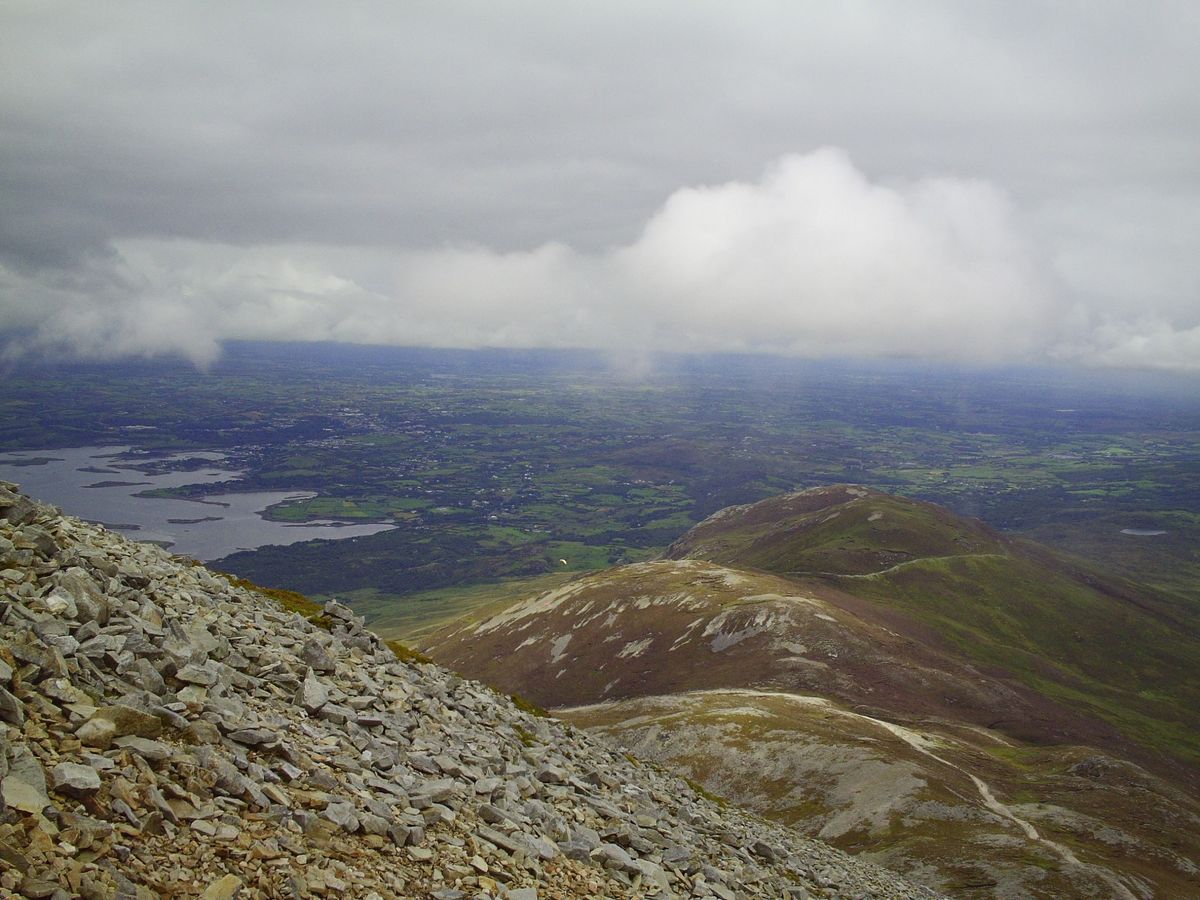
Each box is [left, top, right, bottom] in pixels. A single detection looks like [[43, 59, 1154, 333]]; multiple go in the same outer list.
[[1, 1, 1198, 371]]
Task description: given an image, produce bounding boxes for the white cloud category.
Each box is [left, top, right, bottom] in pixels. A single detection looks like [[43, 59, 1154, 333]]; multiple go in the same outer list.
[[1064, 317, 1200, 372], [2, 149, 1076, 367], [610, 149, 1060, 360], [2, 148, 1196, 372]]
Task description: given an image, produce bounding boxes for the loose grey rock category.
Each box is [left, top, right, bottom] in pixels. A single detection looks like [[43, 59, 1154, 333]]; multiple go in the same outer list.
[[2, 745, 51, 813], [227, 727, 279, 747], [175, 662, 220, 686], [301, 638, 336, 673], [296, 668, 329, 713], [51, 762, 101, 795], [0, 685, 24, 725], [112, 736, 173, 761], [75, 717, 118, 749]]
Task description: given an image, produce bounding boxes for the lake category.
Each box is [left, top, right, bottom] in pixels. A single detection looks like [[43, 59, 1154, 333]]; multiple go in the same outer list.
[[0, 446, 394, 561]]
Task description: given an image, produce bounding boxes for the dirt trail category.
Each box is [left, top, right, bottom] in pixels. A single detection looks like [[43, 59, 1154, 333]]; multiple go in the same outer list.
[[641, 689, 1141, 900], [790, 552, 1008, 579]]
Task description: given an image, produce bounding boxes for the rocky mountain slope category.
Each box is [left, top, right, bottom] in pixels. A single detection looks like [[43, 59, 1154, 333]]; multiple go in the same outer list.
[[0, 481, 937, 899], [422, 486, 1200, 898]]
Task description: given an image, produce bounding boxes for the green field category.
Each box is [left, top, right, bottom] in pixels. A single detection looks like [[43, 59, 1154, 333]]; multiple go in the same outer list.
[[2, 343, 1198, 624]]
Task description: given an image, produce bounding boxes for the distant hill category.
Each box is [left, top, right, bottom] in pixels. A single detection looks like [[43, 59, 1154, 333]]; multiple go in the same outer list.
[[666, 485, 1200, 769], [423, 485, 1200, 897]]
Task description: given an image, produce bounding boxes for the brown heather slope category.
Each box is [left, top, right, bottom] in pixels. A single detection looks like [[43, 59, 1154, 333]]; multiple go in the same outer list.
[[422, 559, 1127, 753], [664, 486, 1200, 774], [421, 486, 1200, 898]]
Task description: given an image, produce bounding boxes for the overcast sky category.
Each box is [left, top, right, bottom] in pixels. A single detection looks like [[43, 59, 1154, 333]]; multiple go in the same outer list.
[[2, 1, 1198, 371]]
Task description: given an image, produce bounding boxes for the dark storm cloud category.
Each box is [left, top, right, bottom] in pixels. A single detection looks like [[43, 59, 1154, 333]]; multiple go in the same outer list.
[[1, 1, 1198, 368]]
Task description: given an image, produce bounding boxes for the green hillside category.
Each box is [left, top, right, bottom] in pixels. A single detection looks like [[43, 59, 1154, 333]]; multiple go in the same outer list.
[[668, 485, 1200, 768]]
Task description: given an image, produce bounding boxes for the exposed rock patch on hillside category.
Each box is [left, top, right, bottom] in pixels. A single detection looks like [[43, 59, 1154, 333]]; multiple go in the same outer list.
[[0, 482, 936, 899], [422, 486, 1200, 898]]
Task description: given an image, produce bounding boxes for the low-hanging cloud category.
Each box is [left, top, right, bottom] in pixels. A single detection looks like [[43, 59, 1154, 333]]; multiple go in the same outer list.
[[0, 148, 1194, 371]]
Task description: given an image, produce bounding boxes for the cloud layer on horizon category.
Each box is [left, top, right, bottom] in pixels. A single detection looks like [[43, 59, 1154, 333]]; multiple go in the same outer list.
[[3, 148, 1196, 372], [1, 3, 1198, 372], [0, 150, 1058, 366]]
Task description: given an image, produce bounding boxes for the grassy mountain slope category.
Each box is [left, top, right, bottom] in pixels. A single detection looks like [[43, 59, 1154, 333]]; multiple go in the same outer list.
[[665, 485, 1001, 577], [666, 485, 1200, 769], [421, 485, 1200, 896]]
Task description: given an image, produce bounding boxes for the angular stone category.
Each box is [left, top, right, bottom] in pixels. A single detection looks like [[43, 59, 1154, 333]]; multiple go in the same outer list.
[[479, 803, 509, 825], [176, 662, 220, 686], [635, 858, 672, 893], [227, 728, 279, 747], [410, 777, 456, 808], [359, 811, 391, 835], [75, 717, 118, 749], [133, 658, 166, 695], [183, 720, 222, 745], [150, 705, 189, 730], [295, 668, 328, 713], [41, 677, 87, 705], [0, 685, 24, 725], [52, 762, 101, 795], [301, 639, 336, 674], [53, 567, 109, 624], [560, 839, 593, 861], [476, 824, 529, 857], [535, 765, 567, 784], [200, 874, 243, 899], [195, 747, 249, 797], [389, 823, 416, 846], [473, 776, 502, 795], [44, 589, 78, 618], [596, 842, 639, 873], [2, 494, 38, 525], [113, 736, 173, 761], [1, 745, 50, 813], [87, 705, 163, 739], [751, 839, 779, 862], [18, 873, 60, 899], [323, 799, 359, 833], [0, 838, 30, 874]]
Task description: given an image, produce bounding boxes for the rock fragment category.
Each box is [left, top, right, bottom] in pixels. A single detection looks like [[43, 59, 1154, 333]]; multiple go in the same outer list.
[[51, 762, 101, 796]]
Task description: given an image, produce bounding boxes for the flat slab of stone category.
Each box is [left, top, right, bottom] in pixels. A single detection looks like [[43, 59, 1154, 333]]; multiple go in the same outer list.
[[52, 762, 101, 795]]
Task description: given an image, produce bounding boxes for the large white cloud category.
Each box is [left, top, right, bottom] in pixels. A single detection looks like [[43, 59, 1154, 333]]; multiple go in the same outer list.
[[610, 150, 1060, 360], [3, 149, 1101, 368], [8, 147, 1199, 372]]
